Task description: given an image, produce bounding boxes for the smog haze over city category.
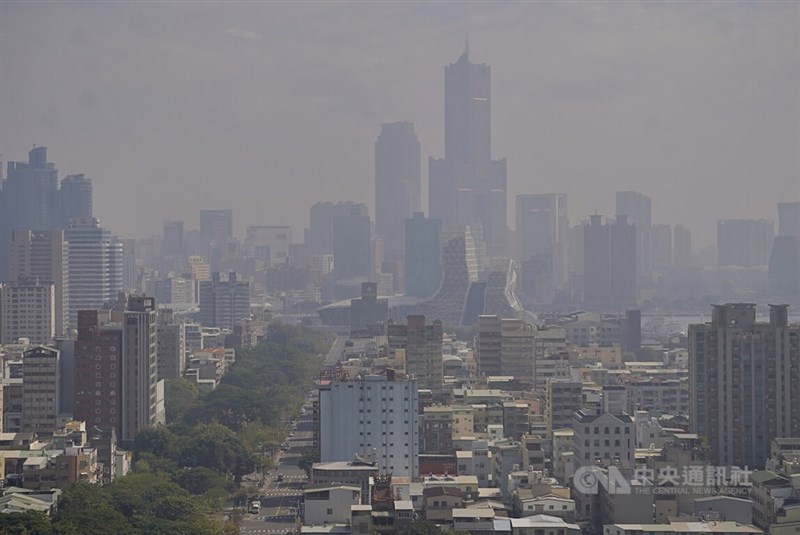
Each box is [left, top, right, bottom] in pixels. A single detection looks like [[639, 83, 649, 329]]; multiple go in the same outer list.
[[1, 2, 798, 247]]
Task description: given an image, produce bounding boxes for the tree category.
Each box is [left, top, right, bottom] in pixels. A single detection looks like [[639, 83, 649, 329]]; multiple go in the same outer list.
[[52, 483, 137, 535], [297, 447, 320, 476], [165, 378, 200, 423], [0, 511, 54, 535]]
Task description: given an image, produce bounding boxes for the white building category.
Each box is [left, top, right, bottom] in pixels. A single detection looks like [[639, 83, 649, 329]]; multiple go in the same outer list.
[[319, 374, 419, 478], [303, 484, 361, 525], [572, 411, 634, 471]]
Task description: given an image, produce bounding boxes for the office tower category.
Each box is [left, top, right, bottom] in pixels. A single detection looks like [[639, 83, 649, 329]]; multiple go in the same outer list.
[[244, 225, 293, 267], [387, 315, 443, 390], [422, 226, 479, 325], [122, 296, 164, 443], [615, 191, 652, 277], [0, 147, 60, 279], [476, 315, 536, 379], [650, 224, 672, 270], [673, 225, 692, 268], [21, 346, 60, 436], [404, 213, 442, 298], [120, 238, 137, 292], [516, 194, 569, 290], [9, 229, 69, 336], [162, 221, 184, 256], [769, 202, 800, 304], [621, 309, 641, 355], [350, 282, 389, 335], [332, 206, 372, 280], [74, 310, 124, 439], [306, 201, 368, 255], [198, 272, 251, 329], [156, 309, 186, 382], [59, 174, 93, 227], [199, 209, 233, 250], [717, 219, 775, 267], [319, 374, 419, 478], [0, 279, 55, 344], [689, 304, 800, 468], [64, 218, 124, 322], [428, 46, 507, 256], [583, 215, 637, 309], [375, 122, 421, 260]]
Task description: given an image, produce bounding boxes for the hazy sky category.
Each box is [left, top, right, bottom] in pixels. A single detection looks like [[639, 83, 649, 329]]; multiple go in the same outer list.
[[1, 2, 798, 248]]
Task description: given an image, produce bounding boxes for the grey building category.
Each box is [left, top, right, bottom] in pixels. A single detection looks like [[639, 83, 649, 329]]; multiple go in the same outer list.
[[387, 315, 443, 391], [162, 220, 184, 256], [332, 206, 371, 280], [350, 282, 388, 336], [59, 174, 93, 228], [673, 224, 692, 268], [428, 47, 507, 257], [689, 303, 800, 468], [198, 272, 251, 329], [21, 346, 60, 436], [404, 212, 442, 299], [516, 194, 569, 292], [615, 191, 652, 277], [717, 219, 775, 267], [375, 122, 421, 260], [768, 202, 800, 304], [583, 215, 637, 310]]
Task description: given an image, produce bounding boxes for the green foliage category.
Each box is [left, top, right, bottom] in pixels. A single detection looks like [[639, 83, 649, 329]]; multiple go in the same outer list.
[[165, 378, 200, 423], [52, 483, 137, 535], [173, 466, 230, 495], [0, 511, 54, 535], [298, 447, 320, 475]]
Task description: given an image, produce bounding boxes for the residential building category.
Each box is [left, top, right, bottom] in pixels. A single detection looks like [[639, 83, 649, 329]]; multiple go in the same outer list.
[[244, 225, 293, 267], [689, 304, 800, 468], [476, 315, 536, 380], [516, 194, 569, 292], [198, 272, 251, 329], [616, 190, 652, 277], [583, 215, 637, 309], [8, 229, 68, 336], [319, 374, 419, 478], [717, 219, 775, 267], [0, 279, 55, 344], [303, 484, 361, 526], [156, 309, 185, 381], [546, 381, 582, 436], [603, 522, 762, 535], [388, 315, 443, 391], [21, 346, 60, 436], [572, 410, 634, 470], [673, 225, 692, 268]]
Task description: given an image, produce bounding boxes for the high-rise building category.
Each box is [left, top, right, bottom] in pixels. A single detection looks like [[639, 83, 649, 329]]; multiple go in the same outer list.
[[306, 201, 368, 255], [689, 304, 800, 468], [21, 346, 60, 436], [375, 122, 421, 259], [429, 46, 507, 257], [64, 218, 124, 322], [583, 215, 637, 309], [59, 174, 93, 228], [162, 221, 184, 256], [332, 206, 372, 280], [768, 202, 800, 304], [199, 209, 233, 252], [615, 191, 652, 277], [156, 309, 186, 382], [198, 272, 251, 329], [516, 194, 569, 290], [650, 224, 672, 270], [546, 381, 582, 437], [9, 229, 69, 335], [0, 147, 60, 279], [350, 282, 389, 336], [476, 315, 536, 379], [244, 225, 293, 267], [388, 315, 443, 391], [717, 219, 775, 267], [0, 278, 55, 344], [319, 374, 419, 478], [673, 225, 692, 268], [404, 212, 442, 298], [122, 296, 164, 443], [74, 310, 124, 439]]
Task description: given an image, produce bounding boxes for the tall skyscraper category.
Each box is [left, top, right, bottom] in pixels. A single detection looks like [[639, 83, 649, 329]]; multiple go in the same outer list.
[[375, 122, 421, 259], [516, 194, 569, 291], [199, 209, 233, 249], [306, 201, 368, 255], [615, 191, 651, 277], [650, 224, 672, 270], [689, 304, 800, 468], [429, 46, 507, 257], [404, 212, 442, 298], [717, 219, 775, 267], [673, 225, 692, 268], [162, 220, 184, 256], [769, 202, 800, 304], [0, 147, 60, 279], [583, 215, 637, 309], [9, 229, 69, 335], [59, 174, 93, 228], [64, 218, 124, 322], [332, 205, 372, 281]]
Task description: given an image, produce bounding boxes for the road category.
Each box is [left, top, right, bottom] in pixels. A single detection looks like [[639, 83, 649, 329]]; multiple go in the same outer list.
[[239, 395, 316, 535]]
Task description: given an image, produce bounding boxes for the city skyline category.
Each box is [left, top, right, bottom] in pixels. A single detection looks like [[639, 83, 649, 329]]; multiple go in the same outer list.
[[1, 3, 798, 248]]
